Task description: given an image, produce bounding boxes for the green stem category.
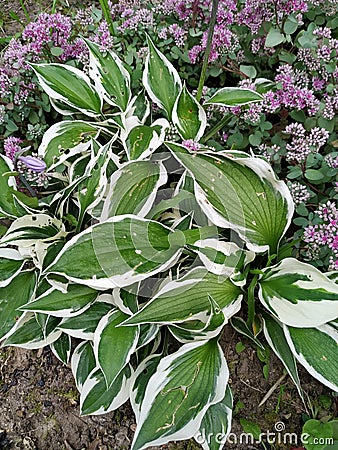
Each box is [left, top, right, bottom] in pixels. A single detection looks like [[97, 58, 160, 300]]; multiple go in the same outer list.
[[196, 0, 219, 102], [246, 274, 258, 329], [201, 114, 231, 144], [51, 0, 58, 14], [98, 0, 115, 37], [18, 0, 30, 22]]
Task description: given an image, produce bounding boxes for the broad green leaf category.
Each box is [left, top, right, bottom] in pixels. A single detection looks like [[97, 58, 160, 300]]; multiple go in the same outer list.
[[122, 267, 242, 326], [112, 288, 139, 315], [46, 215, 183, 290], [262, 312, 302, 398], [196, 385, 233, 450], [265, 28, 286, 47], [172, 84, 206, 141], [0, 271, 36, 340], [101, 160, 167, 219], [20, 284, 98, 317], [258, 258, 338, 327], [71, 341, 96, 391], [80, 365, 132, 415], [168, 296, 226, 343], [166, 143, 294, 253], [131, 339, 228, 450], [0, 155, 18, 218], [121, 119, 169, 160], [94, 309, 139, 387], [0, 249, 25, 287], [30, 63, 102, 116], [188, 239, 254, 281], [130, 354, 162, 421], [303, 419, 334, 450], [38, 120, 99, 168], [85, 39, 131, 111], [77, 139, 115, 220], [204, 88, 263, 107], [143, 34, 182, 118], [58, 300, 113, 339], [50, 333, 71, 364], [4, 312, 61, 349], [284, 324, 338, 392], [1, 214, 67, 248]]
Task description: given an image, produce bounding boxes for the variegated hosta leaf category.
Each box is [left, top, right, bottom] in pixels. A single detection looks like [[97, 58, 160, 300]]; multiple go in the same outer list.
[[46, 215, 183, 290], [258, 258, 338, 327], [19, 284, 98, 317], [189, 239, 255, 281], [168, 296, 226, 343], [58, 301, 113, 340], [122, 267, 242, 326], [143, 34, 182, 119], [50, 333, 71, 364], [30, 63, 102, 117], [204, 87, 263, 107], [283, 323, 338, 392], [262, 312, 302, 398], [77, 140, 116, 220], [172, 84, 206, 141], [4, 312, 61, 349], [101, 160, 167, 220], [38, 120, 99, 169], [80, 365, 132, 415], [70, 341, 96, 392], [196, 385, 233, 450], [94, 309, 139, 387], [131, 339, 228, 450], [0, 248, 25, 287], [121, 119, 169, 160], [71, 341, 96, 392], [85, 39, 131, 111], [1, 214, 67, 249], [0, 154, 18, 218], [112, 288, 139, 315], [166, 143, 294, 253], [0, 271, 36, 340], [130, 354, 162, 421]]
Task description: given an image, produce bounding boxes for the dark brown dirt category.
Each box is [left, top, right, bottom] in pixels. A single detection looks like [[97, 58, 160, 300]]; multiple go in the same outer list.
[[1, 324, 336, 450], [0, 1, 337, 449]]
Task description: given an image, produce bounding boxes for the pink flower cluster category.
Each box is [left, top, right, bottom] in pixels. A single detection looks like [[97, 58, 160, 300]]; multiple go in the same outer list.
[[284, 123, 329, 163], [4, 136, 22, 161], [303, 201, 338, 271]]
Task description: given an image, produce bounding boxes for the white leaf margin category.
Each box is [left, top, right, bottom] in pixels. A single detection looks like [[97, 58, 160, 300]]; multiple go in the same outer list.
[[283, 323, 338, 392], [131, 340, 228, 449]]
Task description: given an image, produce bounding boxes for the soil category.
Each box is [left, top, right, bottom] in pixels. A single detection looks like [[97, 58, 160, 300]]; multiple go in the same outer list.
[[1, 326, 336, 450], [0, 1, 337, 449]]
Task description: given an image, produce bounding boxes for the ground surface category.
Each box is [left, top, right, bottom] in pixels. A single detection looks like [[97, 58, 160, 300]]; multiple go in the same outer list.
[[0, 327, 336, 450], [0, 1, 337, 449]]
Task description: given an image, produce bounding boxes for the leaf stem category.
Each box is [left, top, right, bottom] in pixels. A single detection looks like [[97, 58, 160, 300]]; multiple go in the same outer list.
[[201, 114, 231, 143], [196, 0, 219, 102], [246, 274, 258, 329], [98, 0, 115, 37]]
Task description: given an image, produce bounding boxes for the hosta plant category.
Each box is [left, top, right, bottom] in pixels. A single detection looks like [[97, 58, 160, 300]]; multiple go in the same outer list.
[[0, 36, 337, 450]]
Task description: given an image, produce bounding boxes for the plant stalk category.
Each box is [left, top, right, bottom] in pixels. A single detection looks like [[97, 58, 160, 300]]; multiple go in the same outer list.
[[196, 0, 219, 102], [246, 274, 258, 329], [201, 114, 231, 143], [98, 0, 115, 37]]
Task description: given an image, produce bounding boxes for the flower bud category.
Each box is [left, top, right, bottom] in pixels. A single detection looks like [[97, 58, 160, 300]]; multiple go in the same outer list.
[[18, 156, 47, 173]]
